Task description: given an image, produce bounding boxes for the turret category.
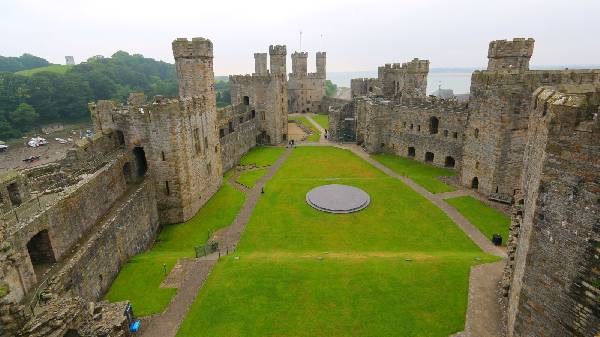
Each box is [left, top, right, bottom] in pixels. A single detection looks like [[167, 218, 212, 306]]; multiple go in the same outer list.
[[316, 52, 326, 78], [291, 52, 308, 76], [269, 45, 287, 76], [172, 37, 215, 99], [254, 53, 268, 75], [487, 38, 534, 71]]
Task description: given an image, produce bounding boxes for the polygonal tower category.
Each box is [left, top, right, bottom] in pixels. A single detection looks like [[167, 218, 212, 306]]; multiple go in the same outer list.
[[487, 38, 535, 71], [316, 52, 326, 79], [269, 45, 287, 76], [254, 53, 268, 75], [291, 52, 308, 76], [172, 37, 216, 99]]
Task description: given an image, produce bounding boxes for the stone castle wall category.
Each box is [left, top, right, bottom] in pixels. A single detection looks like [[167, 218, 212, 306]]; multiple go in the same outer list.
[[506, 86, 600, 337], [218, 104, 258, 171], [461, 68, 600, 198]]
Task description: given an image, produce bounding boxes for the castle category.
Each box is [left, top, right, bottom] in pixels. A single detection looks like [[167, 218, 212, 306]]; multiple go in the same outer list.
[[0, 37, 597, 337], [330, 37, 599, 336]]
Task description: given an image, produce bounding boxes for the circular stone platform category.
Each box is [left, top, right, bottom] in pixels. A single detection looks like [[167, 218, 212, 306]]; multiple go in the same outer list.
[[306, 184, 370, 214]]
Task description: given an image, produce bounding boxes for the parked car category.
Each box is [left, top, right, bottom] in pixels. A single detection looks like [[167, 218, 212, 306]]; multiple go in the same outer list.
[[22, 155, 41, 163]]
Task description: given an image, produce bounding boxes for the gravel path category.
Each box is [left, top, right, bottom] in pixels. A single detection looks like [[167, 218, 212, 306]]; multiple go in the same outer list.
[[138, 147, 291, 337]]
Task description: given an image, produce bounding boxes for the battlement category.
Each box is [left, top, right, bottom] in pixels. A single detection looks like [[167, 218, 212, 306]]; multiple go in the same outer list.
[[471, 68, 600, 87], [316, 52, 326, 58], [172, 37, 213, 59], [254, 53, 268, 75], [404, 58, 430, 73], [532, 85, 600, 125], [487, 38, 534, 71], [396, 96, 468, 113], [269, 45, 287, 55], [488, 38, 534, 58], [291, 51, 308, 58], [229, 74, 277, 85]]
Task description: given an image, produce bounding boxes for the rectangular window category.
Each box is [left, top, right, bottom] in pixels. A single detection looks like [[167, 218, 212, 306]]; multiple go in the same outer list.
[[193, 128, 201, 155], [261, 111, 265, 120], [228, 122, 234, 133], [239, 116, 244, 123], [219, 129, 225, 138]]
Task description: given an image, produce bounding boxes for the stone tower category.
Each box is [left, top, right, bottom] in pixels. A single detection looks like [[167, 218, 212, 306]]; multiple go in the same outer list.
[[316, 52, 326, 79], [269, 45, 287, 76], [254, 53, 268, 75], [291, 52, 308, 76], [172, 37, 216, 99], [487, 38, 534, 71]]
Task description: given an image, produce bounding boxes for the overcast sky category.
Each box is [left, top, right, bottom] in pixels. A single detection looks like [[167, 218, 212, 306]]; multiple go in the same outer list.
[[2, 0, 599, 75]]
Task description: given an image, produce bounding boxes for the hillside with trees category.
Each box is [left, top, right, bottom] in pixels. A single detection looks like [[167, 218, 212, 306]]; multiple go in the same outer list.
[[0, 52, 180, 140]]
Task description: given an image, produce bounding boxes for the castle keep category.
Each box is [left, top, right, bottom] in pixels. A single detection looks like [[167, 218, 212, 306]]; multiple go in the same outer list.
[[288, 51, 326, 113]]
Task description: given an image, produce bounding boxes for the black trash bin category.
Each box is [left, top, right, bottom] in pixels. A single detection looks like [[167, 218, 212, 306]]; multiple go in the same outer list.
[[492, 234, 502, 246]]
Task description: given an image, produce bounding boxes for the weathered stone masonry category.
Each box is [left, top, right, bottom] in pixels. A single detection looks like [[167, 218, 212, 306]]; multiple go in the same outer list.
[[505, 86, 599, 337]]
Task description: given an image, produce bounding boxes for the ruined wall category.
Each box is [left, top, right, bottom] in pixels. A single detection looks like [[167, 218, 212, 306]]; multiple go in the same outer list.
[[461, 68, 600, 198], [7, 151, 130, 299], [507, 86, 600, 337], [218, 104, 258, 171], [388, 98, 467, 170], [45, 180, 158, 300]]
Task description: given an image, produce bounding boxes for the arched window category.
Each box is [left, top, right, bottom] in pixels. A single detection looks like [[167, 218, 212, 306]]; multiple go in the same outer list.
[[243, 96, 250, 105], [429, 117, 439, 134], [444, 156, 455, 168]]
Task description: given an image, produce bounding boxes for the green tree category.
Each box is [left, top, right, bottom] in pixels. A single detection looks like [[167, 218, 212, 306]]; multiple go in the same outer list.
[[9, 103, 38, 131], [325, 80, 337, 97]]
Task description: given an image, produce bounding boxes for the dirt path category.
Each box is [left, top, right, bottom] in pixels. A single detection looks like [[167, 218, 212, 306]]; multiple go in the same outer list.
[[139, 147, 292, 337]]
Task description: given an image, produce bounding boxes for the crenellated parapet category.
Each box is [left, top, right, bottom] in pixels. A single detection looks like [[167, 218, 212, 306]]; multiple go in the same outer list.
[[487, 38, 534, 71]]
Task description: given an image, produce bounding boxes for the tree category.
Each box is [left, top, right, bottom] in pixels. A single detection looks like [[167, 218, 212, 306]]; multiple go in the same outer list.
[[0, 116, 21, 140], [325, 80, 337, 97], [9, 103, 38, 131]]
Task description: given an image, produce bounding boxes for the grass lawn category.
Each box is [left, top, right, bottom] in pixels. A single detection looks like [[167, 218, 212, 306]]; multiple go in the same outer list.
[[15, 64, 73, 76], [445, 196, 511, 246], [236, 168, 267, 188], [289, 116, 320, 142], [372, 153, 456, 194], [240, 146, 285, 167], [312, 114, 329, 130], [104, 182, 245, 316], [177, 146, 496, 337]]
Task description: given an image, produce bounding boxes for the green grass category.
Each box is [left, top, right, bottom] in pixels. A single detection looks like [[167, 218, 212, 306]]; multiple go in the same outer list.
[[177, 146, 496, 337], [372, 153, 456, 194], [236, 168, 267, 188], [289, 116, 320, 142], [445, 196, 511, 246], [312, 114, 329, 130], [104, 183, 245, 316], [240, 146, 285, 167], [15, 64, 73, 76]]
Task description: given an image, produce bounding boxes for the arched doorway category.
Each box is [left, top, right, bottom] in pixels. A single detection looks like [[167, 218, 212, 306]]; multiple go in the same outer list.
[[445, 156, 455, 168], [27, 229, 56, 279], [132, 147, 147, 178], [425, 152, 434, 162], [471, 177, 479, 189]]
